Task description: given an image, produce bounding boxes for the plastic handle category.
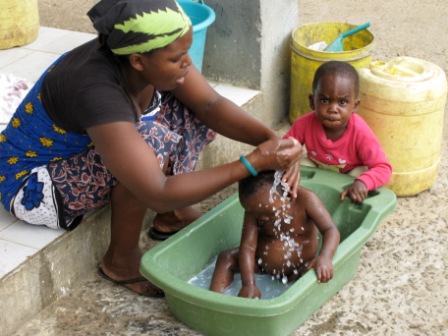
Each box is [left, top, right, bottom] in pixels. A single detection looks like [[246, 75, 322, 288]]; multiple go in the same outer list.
[[340, 22, 371, 38]]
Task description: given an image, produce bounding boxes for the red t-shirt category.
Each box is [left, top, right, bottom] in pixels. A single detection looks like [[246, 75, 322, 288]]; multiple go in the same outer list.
[[284, 112, 392, 190]]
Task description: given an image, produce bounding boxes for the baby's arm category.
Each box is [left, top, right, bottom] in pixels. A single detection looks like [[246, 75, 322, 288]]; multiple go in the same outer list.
[[304, 191, 340, 282], [238, 212, 262, 298]]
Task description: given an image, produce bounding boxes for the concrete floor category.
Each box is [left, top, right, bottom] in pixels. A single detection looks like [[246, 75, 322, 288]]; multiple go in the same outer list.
[[12, 113, 448, 336]]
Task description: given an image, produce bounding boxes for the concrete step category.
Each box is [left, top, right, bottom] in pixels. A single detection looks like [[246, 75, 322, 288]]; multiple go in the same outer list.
[[2, 207, 111, 335]]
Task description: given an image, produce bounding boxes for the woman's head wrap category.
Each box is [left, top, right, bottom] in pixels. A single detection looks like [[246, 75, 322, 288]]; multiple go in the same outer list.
[[87, 0, 192, 55]]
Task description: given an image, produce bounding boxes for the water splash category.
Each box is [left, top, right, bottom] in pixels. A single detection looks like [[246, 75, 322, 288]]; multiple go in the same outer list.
[[265, 170, 303, 284]]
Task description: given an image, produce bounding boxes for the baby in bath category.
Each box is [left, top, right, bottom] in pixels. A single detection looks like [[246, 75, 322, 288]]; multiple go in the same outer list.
[[209, 170, 340, 299]]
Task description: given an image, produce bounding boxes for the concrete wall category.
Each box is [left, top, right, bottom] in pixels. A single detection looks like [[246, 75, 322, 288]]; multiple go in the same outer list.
[[197, 0, 300, 170], [203, 0, 299, 126]]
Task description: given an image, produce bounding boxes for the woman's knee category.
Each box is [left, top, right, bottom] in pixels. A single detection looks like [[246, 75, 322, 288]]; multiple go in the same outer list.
[[110, 182, 145, 210]]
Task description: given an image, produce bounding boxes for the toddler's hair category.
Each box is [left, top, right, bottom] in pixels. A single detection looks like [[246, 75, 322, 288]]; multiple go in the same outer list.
[[312, 60, 360, 94]]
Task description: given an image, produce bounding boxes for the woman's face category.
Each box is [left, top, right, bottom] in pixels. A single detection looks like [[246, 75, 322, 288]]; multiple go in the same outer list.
[[138, 28, 193, 91]]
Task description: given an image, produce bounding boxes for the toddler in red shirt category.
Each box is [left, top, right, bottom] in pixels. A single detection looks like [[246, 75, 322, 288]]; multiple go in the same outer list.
[[285, 61, 392, 203]]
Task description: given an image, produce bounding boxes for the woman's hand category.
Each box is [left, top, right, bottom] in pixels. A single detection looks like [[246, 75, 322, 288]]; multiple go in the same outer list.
[[265, 137, 302, 198], [257, 137, 302, 168], [249, 137, 302, 176]]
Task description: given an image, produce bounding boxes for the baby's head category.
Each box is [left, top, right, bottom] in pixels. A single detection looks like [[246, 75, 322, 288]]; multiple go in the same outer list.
[[239, 171, 288, 214]]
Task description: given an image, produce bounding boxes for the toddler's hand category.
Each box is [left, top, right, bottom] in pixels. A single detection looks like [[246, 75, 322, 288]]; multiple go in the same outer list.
[[340, 180, 368, 204]]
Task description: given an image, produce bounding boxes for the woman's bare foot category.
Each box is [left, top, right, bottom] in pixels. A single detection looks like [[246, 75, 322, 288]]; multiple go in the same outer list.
[[152, 206, 203, 234]]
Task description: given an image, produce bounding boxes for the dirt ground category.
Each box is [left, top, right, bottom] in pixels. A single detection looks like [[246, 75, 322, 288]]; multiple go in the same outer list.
[[33, 0, 448, 335]]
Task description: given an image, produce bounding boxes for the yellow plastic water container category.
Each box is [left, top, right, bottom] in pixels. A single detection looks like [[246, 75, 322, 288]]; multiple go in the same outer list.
[[0, 0, 39, 50], [289, 22, 374, 123], [358, 57, 447, 196]]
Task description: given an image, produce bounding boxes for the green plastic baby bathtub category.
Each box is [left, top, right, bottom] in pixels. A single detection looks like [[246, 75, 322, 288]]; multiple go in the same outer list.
[[140, 166, 397, 336]]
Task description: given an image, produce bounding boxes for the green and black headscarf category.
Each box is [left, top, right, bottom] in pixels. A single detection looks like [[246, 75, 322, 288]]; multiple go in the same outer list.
[[87, 0, 192, 55]]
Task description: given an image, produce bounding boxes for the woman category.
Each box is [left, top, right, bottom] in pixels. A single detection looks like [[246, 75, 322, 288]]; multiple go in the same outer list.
[[0, 0, 301, 297]]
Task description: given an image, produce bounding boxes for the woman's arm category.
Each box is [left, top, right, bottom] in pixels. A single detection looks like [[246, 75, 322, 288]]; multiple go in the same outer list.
[[87, 122, 300, 213], [172, 66, 278, 146], [172, 67, 303, 197]]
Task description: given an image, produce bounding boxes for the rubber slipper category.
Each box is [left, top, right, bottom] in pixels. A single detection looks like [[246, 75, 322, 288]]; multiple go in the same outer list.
[[97, 266, 164, 298], [148, 227, 177, 241]]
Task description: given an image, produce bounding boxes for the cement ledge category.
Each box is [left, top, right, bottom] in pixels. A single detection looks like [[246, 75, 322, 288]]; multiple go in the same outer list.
[[2, 206, 111, 335]]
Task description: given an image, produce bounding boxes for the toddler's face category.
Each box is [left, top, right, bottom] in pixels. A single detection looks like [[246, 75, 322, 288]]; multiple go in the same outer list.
[[311, 74, 359, 132]]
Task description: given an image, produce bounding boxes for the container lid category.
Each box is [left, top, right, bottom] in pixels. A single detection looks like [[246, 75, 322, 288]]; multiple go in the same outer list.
[[369, 57, 433, 82]]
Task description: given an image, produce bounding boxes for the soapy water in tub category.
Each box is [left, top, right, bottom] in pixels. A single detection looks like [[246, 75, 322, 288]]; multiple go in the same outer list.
[[188, 257, 294, 299], [189, 171, 306, 299]]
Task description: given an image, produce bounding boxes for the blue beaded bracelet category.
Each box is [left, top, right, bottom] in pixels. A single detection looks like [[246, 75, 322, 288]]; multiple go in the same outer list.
[[240, 155, 258, 176]]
